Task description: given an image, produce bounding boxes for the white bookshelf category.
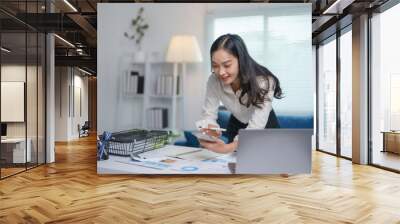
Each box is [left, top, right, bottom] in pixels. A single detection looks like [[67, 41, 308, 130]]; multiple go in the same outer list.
[[123, 60, 183, 130]]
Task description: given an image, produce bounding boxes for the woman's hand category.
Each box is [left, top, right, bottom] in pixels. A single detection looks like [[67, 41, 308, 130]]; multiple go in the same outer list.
[[200, 124, 222, 138], [199, 139, 237, 154], [199, 138, 228, 153]]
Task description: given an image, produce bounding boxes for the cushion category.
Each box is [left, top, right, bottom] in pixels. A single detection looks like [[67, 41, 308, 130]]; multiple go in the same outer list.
[[174, 111, 314, 147], [183, 131, 200, 147], [277, 115, 313, 129]]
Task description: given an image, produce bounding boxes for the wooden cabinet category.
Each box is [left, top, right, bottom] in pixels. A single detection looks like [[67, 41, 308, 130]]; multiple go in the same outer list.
[[382, 132, 400, 154]]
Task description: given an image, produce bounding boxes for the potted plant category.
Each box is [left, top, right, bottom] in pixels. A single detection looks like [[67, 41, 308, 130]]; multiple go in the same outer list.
[[124, 7, 149, 62]]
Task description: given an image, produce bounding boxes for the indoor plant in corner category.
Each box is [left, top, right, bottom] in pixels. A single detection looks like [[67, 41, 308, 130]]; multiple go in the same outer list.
[[124, 7, 149, 62]]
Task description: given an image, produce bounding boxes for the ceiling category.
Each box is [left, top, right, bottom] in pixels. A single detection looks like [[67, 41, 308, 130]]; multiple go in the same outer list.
[[0, 0, 391, 75]]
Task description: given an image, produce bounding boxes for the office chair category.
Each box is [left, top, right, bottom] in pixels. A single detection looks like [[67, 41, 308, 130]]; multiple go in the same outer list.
[[79, 121, 90, 138]]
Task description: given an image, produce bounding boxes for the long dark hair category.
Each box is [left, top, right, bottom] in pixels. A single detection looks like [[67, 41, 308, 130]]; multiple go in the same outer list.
[[210, 34, 283, 108]]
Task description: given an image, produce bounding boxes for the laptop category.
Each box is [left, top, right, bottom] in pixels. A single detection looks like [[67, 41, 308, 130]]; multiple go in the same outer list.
[[235, 129, 313, 174]]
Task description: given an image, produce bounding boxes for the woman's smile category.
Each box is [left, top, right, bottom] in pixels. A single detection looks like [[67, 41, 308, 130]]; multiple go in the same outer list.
[[220, 75, 230, 81]]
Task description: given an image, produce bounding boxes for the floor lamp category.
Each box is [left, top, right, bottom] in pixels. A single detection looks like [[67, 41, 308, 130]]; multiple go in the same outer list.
[[166, 35, 203, 131]]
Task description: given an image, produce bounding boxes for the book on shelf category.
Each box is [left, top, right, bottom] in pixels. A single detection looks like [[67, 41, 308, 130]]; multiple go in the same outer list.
[[155, 74, 180, 96], [176, 75, 180, 96], [125, 70, 144, 95], [137, 76, 144, 94], [148, 108, 168, 129]]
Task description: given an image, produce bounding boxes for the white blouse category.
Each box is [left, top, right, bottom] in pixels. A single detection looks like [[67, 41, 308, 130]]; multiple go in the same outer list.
[[196, 74, 276, 141]]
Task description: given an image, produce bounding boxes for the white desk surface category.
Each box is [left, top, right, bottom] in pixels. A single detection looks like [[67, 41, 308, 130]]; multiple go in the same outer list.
[[97, 145, 236, 174], [1, 138, 27, 143], [1, 137, 32, 163]]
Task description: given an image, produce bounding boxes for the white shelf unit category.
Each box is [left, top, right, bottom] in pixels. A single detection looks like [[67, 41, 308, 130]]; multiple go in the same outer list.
[[124, 60, 183, 130], [119, 62, 145, 129]]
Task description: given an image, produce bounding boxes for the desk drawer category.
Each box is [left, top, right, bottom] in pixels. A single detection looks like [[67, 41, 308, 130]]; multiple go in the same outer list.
[[0, 145, 14, 164], [0, 140, 31, 164]]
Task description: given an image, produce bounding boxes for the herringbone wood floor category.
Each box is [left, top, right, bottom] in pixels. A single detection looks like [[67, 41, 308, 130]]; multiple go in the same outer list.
[[1, 135, 400, 224]]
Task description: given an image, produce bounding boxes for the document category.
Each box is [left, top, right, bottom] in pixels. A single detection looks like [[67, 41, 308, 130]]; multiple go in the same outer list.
[[113, 145, 235, 173], [117, 154, 231, 173]]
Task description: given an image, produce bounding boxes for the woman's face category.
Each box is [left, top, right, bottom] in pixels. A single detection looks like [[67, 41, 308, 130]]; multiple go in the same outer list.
[[211, 49, 239, 85]]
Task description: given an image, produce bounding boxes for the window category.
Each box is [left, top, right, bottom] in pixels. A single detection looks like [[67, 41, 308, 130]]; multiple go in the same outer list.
[[371, 3, 400, 171], [318, 37, 337, 154], [209, 6, 313, 117], [340, 28, 352, 158], [214, 16, 264, 63]]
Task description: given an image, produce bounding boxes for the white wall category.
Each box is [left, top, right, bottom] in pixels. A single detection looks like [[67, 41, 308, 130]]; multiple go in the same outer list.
[[98, 3, 207, 133], [72, 73, 89, 137], [1, 65, 36, 137], [55, 67, 89, 141], [1, 65, 26, 139], [55, 67, 69, 141]]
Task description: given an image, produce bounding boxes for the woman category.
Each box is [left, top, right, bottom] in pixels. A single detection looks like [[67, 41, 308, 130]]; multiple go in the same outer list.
[[197, 33, 283, 154]]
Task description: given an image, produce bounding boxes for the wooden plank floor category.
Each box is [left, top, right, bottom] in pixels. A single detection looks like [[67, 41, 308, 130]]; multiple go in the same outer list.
[[1, 135, 400, 224], [1, 167, 26, 178]]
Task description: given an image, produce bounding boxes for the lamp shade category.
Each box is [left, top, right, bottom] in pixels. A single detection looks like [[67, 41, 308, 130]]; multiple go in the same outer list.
[[165, 35, 203, 63]]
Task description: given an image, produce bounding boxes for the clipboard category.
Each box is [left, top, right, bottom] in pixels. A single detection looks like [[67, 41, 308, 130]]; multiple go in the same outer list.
[[193, 132, 219, 142]]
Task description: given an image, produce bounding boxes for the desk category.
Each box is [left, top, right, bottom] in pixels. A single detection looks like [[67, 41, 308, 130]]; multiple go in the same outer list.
[[1, 138, 31, 163], [97, 145, 235, 174], [382, 131, 400, 154]]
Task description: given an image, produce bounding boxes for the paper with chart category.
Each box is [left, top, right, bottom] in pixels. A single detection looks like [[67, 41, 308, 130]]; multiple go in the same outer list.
[[116, 146, 236, 173]]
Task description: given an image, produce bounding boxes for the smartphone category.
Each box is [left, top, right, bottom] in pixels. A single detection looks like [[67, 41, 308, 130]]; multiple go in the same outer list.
[[193, 132, 219, 142]]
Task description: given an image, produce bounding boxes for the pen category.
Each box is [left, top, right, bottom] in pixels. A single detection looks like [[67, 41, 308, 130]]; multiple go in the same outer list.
[[202, 127, 226, 132]]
